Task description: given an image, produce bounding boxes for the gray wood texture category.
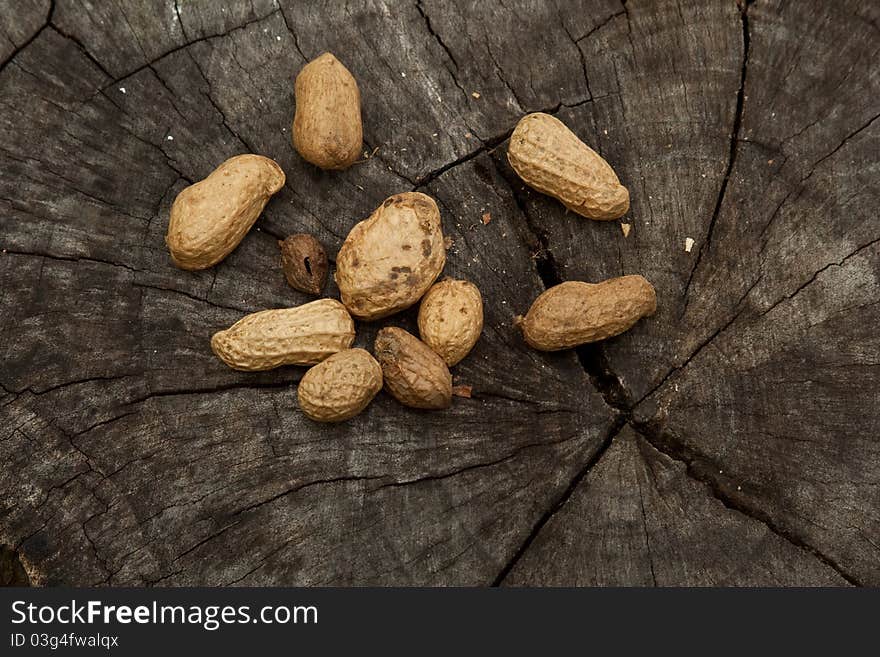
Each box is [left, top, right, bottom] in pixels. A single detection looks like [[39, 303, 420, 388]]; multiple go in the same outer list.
[[1, 0, 877, 586]]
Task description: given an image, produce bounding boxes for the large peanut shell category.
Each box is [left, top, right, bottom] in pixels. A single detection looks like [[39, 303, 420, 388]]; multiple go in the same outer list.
[[417, 278, 483, 366], [166, 154, 285, 270], [293, 52, 362, 170], [298, 349, 382, 422], [211, 298, 355, 371], [520, 276, 656, 351], [507, 113, 629, 220], [374, 327, 452, 410], [336, 192, 446, 321]]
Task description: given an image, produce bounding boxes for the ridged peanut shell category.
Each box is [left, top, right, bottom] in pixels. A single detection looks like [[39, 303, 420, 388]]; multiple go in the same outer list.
[[211, 298, 355, 371], [507, 113, 629, 220], [336, 192, 446, 321], [417, 278, 483, 366], [293, 52, 362, 170], [298, 349, 382, 422], [520, 276, 656, 351], [374, 327, 452, 410], [166, 154, 285, 270]]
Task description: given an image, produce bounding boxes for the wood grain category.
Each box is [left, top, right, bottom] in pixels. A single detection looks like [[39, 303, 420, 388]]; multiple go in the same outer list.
[[1, 0, 877, 586]]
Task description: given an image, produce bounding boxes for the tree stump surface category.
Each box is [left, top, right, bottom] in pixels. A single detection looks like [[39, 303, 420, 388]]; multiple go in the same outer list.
[[1, 0, 877, 586]]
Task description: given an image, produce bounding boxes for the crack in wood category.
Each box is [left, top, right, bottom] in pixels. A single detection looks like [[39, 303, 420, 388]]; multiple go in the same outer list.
[[276, 4, 308, 61], [620, 0, 637, 55], [635, 306, 744, 409], [370, 432, 586, 493], [145, 64, 188, 124], [46, 23, 112, 80], [139, 428, 597, 584], [184, 50, 257, 153], [628, 419, 862, 586], [123, 380, 297, 409], [115, 1, 148, 64], [555, 0, 604, 103], [492, 416, 627, 585], [681, 0, 753, 318], [414, 0, 470, 104], [411, 0, 484, 144], [82, 508, 113, 584], [2, 248, 145, 274], [0, 1, 52, 76], [1, 248, 252, 317], [132, 281, 248, 314], [638, 235, 880, 410], [0, 544, 32, 586], [223, 537, 293, 586], [636, 470, 658, 586], [415, 129, 513, 188], [574, 9, 626, 43], [1, 147, 152, 223], [484, 41, 527, 113], [799, 110, 880, 184], [408, 95, 594, 188], [100, 6, 283, 86], [5, 372, 133, 398], [757, 236, 880, 319], [172, 0, 188, 41], [81, 96, 192, 182], [71, 411, 137, 440], [755, 110, 879, 252]]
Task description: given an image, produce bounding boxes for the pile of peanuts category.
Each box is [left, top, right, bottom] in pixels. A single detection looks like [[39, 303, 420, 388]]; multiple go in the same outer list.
[[165, 52, 656, 422]]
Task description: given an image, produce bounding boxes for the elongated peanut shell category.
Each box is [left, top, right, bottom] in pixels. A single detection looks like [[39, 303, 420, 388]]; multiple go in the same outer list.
[[336, 192, 446, 321], [520, 276, 656, 350], [166, 154, 285, 270], [508, 113, 629, 220], [374, 327, 452, 410], [417, 279, 483, 366], [298, 349, 382, 422], [293, 52, 362, 170], [211, 298, 355, 371]]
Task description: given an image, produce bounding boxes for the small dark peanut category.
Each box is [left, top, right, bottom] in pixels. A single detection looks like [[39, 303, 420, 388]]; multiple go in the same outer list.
[[279, 233, 329, 295]]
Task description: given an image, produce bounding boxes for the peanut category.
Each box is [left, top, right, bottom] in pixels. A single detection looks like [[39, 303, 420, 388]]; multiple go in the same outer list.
[[519, 276, 656, 350], [211, 298, 355, 371], [293, 52, 362, 170], [279, 233, 328, 295], [507, 113, 629, 220], [374, 327, 452, 410], [336, 192, 446, 321], [298, 349, 382, 422], [166, 154, 285, 270], [417, 278, 483, 366]]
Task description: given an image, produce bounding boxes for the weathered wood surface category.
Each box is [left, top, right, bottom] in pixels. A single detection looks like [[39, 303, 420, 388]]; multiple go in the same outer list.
[[0, 0, 877, 586]]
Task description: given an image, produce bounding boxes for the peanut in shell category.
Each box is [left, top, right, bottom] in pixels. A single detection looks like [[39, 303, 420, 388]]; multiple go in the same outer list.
[[336, 192, 446, 321], [211, 298, 355, 371], [279, 233, 328, 295], [298, 349, 382, 422], [417, 278, 483, 366], [519, 276, 656, 351], [374, 327, 452, 410], [507, 113, 629, 220], [293, 52, 362, 170], [166, 154, 285, 270]]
